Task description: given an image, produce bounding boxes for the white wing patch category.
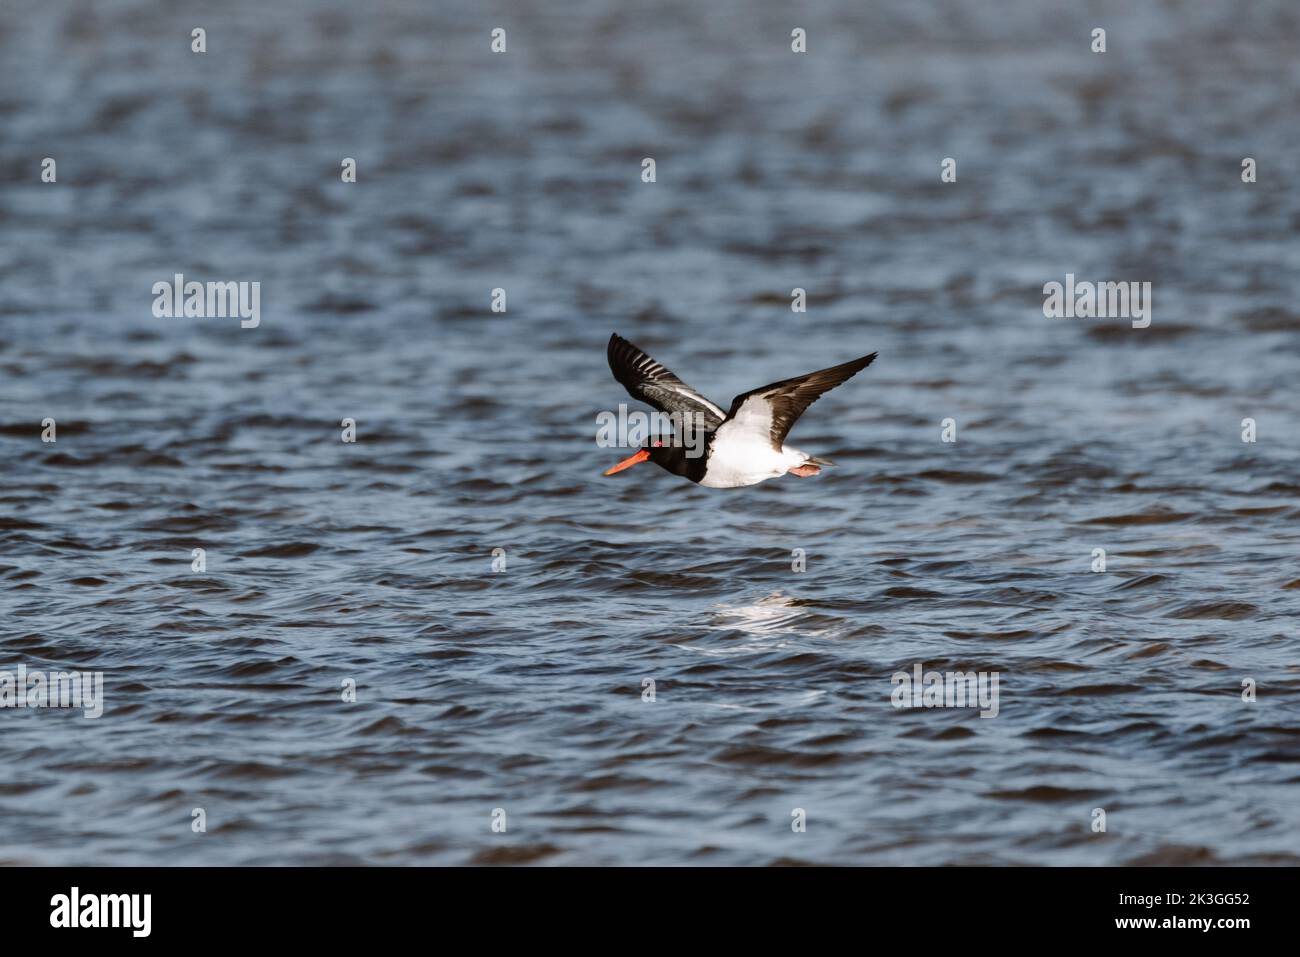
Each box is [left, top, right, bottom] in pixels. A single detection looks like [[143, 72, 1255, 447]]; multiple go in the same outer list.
[[664, 383, 725, 421], [722, 394, 778, 444]]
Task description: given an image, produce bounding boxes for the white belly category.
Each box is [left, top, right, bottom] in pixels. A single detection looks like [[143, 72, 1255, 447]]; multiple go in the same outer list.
[[699, 433, 808, 488]]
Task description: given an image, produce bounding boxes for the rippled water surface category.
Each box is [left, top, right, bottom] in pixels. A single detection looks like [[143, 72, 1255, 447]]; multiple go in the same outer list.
[[2, 0, 1300, 865]]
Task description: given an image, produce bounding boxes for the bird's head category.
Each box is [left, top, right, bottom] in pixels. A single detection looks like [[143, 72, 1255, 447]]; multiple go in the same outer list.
[[602, 437, 679, 476]]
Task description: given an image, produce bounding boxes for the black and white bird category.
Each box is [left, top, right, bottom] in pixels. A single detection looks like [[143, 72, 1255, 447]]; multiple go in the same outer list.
[[603, 333, 877, 488]]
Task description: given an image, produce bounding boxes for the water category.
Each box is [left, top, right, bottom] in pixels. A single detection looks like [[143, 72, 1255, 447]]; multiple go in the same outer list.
[[2, 0, 1299, 865]]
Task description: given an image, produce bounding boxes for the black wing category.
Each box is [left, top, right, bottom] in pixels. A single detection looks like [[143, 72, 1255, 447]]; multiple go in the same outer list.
[[724, 352, 877, 450], [607, 333, 726, 429]]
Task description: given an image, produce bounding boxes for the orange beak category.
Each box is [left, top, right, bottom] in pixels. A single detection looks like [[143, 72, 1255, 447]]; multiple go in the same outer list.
[[603, 448, 650, 476]]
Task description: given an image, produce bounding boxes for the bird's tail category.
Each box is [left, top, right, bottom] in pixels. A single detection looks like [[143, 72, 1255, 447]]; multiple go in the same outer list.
[[807, 454, 836, 467]]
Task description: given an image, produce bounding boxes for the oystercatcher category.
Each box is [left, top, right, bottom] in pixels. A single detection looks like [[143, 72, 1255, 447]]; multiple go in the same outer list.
[[603, 333, 876, 488]]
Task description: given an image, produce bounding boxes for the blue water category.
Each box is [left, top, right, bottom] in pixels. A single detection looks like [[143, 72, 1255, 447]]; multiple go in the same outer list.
[[2, 0, 1299, 865]]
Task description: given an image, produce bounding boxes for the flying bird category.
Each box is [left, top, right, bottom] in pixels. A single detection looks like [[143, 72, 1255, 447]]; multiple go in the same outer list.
[[603, 333, 877, 488]]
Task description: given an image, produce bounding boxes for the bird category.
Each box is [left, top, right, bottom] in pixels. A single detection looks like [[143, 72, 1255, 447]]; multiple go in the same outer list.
[[603, 333, 877, 488]]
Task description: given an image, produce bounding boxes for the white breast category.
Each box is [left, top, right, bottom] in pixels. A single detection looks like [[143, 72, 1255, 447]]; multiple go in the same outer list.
[[700, 426, 809, 488]]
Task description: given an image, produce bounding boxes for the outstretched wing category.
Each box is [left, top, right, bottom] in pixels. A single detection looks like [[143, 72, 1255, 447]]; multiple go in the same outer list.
[[723, 352, 877, 450], [607, 333, 726, 429]]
